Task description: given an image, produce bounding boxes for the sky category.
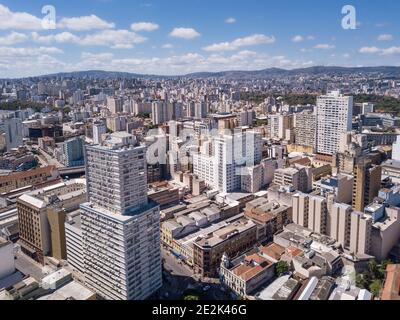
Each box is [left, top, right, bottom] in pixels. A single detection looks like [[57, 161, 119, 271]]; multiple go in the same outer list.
[[0, 0, 399, 78]]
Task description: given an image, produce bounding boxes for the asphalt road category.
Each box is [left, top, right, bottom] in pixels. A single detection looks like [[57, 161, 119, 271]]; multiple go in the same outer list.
[[155, 247, 234, 300]]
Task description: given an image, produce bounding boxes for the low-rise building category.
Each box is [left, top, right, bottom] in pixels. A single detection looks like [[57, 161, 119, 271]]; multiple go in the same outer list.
[[220, 251, 275, 298], [245, 197, 292, 241], [381, 264, 400, 300], [193, 217, 258, 277], [0, 166, 59, 194]]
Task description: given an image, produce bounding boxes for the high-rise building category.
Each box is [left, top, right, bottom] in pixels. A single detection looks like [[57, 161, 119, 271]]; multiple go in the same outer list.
[[106, 116, 127, 133], [292, 193, 327, 234], [352, 158, 382, 212], [294, 111, 316, 151], [107, 97, 123, 114], [194, 102, 207, 119], [267, 114, 293, 140], [392, 135, 400, 162], [273, 167, 312, 193], [308, 195, 328, 235], [316, 91, 353, 155], [81, 132, 162, 300], [292, 193, 310, 228], [350, 211, 372, 255], [193, 131, 262, 193], [151, 101, 172, 125], [59, 137, 85, 167], [0, 115, 23, 152], [329, 203, 352, 248], [361, 103, 374, 115], [92, 122, 107, 145]]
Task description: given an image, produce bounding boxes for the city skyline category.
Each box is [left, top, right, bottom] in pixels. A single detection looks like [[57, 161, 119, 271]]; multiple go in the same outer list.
[[0, 0, 400, 78], [1, 0, 400, 305]]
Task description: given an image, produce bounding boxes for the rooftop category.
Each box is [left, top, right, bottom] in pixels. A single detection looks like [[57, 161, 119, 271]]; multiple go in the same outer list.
[[381, 264, 400, 300], [231, 253, 273, 282]]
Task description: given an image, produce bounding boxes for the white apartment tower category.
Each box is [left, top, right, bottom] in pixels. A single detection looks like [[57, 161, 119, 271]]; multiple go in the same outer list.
[[316, 91, 353, 155], [92, 122, 107, 145], [81, 132, 162, 300], [193, 131, 262, 193]]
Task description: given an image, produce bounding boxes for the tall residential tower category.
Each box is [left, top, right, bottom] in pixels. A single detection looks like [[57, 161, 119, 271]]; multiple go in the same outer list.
[[81, 132, 162, 300], [316, 91, 353, 155]]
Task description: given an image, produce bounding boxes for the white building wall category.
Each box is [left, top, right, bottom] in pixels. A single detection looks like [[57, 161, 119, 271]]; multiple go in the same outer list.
[[316, 91, 353, 155], [0, 240, 15, 279]]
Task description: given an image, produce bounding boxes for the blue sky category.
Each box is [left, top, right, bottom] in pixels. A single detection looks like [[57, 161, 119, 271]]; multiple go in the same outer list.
[[0, 0, 399, 77]]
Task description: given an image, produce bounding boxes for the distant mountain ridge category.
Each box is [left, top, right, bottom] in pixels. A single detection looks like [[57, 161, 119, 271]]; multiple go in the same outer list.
[[4, 66, 400, 80]]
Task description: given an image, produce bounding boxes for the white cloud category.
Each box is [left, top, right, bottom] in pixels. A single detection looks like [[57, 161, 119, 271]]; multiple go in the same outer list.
[[32, 32, 81, 44], [377, 34, 393, 41], [31, 29, 147, 49], [292, 35, 314, 43], [292, 35, 304, 43], [359, 46, 381, 54], [169, 27, 201, 39], [225, 17, 236, 24], [81, 52, 114, 60], [81, 30, 147, 48], [203, 34, 275, 52], [0, 46, 63, 58], [162, 43, 174, 49], [0, 4, 42, 30], [314, 44, 335, 50], [0, 47, 66, 77], [0, 32, 28, 45], [381, 47, 400, 56], [131, 22, 159, 32], [58, 15, 115, 31], [79, 52, 114, 69], [359, 46, 400, 55]]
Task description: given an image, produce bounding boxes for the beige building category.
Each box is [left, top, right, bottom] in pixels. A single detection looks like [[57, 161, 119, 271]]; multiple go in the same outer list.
[[193, 217, 258, 277], [245, 197, 292, 241], [371, 207, 400, 261], [329, 203, 352, 248], [0, 166, 59, 194], [292, 193, 327, 235], [17, 179, 86, 264], [350, 211, 372, 256], [273, 166, 312, 193], [294, 110, 316, 151], [352, 159, 382, 212]]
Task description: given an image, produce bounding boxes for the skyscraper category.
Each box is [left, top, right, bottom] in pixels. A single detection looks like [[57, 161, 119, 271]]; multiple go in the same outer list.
[[316, 91, 353, 155], [294, 110, 316, 151], [193, 131, 262, 193], [352, 158, 382, 212], [107, 97, 124, 114], [92, 122, 107, 145], [81, 132, 162, 300]]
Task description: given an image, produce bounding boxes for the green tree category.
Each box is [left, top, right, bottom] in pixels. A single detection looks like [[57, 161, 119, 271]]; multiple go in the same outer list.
[[369, 280, 382, 298], [183, 295, 200, 301], [276, 261, 289, 276]]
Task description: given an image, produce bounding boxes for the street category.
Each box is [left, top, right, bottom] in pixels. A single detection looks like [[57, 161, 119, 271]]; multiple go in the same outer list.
[[152, 247, 234, 300]]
